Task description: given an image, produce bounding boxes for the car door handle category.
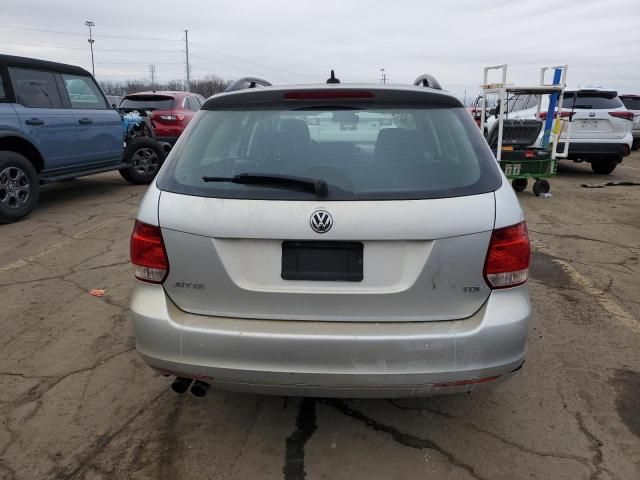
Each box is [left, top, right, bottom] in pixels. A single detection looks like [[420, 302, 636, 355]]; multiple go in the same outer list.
[[78, 118, 93, 125], [25, 118, 44, 126]]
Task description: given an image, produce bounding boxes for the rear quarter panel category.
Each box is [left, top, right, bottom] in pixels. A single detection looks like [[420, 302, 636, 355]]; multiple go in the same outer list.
[[0, 103, 22, 134]]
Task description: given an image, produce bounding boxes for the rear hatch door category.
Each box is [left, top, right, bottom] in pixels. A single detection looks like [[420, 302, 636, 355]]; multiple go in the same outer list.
[[159, 194, 496, 322], [155, 87, 503, 322], [562, 90, 628, 140]]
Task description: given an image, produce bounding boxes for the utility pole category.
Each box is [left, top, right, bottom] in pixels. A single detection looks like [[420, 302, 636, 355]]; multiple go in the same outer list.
[[149, 64, 157, 90], [184, 29, 191, 92], [380, 68, 387, 84], [85, 21, 95, 77]]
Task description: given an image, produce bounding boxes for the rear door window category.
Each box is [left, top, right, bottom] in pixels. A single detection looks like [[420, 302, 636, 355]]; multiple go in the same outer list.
[[621, 97, 640, 110], [61, 74, 108, 109], [9, 68, 62, 108], [158, 106, 501, 201], [506, 94, 540, 113], [562, 92, 624, 109], [120, 95, 175, 110], [186, 96, 200, 111], [0, 74, 5, 100]]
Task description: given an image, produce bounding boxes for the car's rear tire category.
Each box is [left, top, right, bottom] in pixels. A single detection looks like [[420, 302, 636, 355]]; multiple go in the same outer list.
[[632, 138, 640, 151], [532, 179, 550, 197], [120, 138, 165, 185], [511, 178, 528, 192], [591, 158, 618, 175], [0, 151, 40, 223]]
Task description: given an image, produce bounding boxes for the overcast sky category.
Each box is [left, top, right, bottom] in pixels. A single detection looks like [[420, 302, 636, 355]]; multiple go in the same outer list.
[[1, 0, 639, 98]]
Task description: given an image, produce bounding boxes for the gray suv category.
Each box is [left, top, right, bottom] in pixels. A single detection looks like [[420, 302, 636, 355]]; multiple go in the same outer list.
[[130, 75, 532, 398], [0, 54, 164, 223]]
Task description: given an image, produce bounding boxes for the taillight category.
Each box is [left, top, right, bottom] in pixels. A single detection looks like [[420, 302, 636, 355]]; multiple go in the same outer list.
[[538, 111, 573, 120], [608, 111, 634, 121], [284, 90, 374, 100], [158, 114, 185, 121], [130, 220, 169, 283], [484, 222, 530, 289]]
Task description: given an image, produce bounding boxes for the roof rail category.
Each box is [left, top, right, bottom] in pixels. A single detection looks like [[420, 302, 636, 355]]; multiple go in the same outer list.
[[413, 74, 442, 90], [225, 77, 272, 92]]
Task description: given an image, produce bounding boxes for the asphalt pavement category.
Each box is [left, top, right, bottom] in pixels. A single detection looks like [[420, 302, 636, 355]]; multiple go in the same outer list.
[[1, 153, 639, 480]]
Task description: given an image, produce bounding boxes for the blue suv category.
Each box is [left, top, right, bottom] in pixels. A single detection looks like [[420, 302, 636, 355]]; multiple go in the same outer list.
[[0, 54, 165, 223]]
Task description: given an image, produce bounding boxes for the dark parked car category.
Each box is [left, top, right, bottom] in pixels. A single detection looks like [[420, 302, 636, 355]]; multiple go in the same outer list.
[[0, 54, 166, 223]]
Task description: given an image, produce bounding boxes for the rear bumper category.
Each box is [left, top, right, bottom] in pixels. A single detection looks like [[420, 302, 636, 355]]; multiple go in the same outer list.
[[131, 283, 531, 397], [558, 142, 630, 159], [153, 135, 179, 145]]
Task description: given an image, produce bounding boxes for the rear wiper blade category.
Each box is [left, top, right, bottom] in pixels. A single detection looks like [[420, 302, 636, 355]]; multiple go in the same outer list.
[[202, 173, 328, 197]]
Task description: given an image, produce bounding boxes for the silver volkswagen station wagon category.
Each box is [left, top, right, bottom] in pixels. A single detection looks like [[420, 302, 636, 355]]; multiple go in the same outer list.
[[129, 75, 531, 398]]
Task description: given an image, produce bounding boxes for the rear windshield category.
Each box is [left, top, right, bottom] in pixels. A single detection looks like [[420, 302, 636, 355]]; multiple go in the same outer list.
[[157, 106, 501, 200], [562, 91, 623, 109], [621, 97, 640, 110], [120, 95, 175, 110]]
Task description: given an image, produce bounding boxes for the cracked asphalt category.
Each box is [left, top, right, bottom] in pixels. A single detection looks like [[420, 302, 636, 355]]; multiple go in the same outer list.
[[1, 152, 639, 480]]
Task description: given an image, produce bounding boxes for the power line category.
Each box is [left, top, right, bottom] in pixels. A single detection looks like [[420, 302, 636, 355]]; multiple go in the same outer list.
[[190, 52, 289, 83], [98, 61, 183, 65], [190, 64, 237, 81], [0, 24, 315, 83], [189, 41, 318, 79], [98, 48, 180, 54], [1, 24, 316, 82], [0, 41, 182, 54], [0, 24, 182, 42], [1, 41, 86, 50]]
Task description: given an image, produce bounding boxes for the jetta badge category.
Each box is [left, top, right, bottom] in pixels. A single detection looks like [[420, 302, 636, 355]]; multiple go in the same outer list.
[[310, 210, 333, 234]]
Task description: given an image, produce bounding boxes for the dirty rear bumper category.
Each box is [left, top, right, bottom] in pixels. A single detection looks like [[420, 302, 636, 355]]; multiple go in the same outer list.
[[131, 283, 531, 398], [558, 142, 629, 160]]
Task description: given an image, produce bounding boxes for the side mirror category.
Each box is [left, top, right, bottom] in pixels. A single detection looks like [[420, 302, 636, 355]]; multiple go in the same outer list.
[[488, 107, 497, 117]]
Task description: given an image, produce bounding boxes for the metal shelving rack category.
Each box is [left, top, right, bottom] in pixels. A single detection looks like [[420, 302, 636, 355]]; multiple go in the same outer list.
[[479, 64, 570, 161], [479, 64, 571, 195]]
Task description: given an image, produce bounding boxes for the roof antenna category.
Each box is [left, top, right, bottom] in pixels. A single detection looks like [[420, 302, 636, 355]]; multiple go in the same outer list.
[[326, 69, 340, 84]]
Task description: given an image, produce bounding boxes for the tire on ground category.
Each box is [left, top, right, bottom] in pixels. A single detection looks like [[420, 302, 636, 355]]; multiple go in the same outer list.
[[590, 158, 619, 175], [120, 137, 166, 185], [0, 150, 40, 224], [512, 178, 528, 192], [532, 179, 550, 197]]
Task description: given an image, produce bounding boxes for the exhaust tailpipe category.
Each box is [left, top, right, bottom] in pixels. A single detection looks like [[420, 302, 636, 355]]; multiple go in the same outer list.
[[171, 377, 192, 394], [190, 380, 210, 397]]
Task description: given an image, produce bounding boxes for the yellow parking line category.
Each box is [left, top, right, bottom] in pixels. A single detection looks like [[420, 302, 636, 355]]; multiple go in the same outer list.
[[533, 242, 639, 335]]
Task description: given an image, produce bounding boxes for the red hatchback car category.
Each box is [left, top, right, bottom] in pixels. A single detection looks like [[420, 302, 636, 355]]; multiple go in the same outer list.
[[119, 91, 205, 144]]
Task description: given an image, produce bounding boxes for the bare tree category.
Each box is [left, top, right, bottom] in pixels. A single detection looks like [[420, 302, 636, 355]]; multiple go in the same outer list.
[[99, 75, 231, 98]]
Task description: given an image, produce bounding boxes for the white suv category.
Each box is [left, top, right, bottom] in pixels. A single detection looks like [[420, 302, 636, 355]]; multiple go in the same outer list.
[[486, 88, 634, 174]]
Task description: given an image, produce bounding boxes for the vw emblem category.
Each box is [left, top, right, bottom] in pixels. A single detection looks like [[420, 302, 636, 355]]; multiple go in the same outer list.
[[589, 112, 596, 117], [310, 210, 333, 234]]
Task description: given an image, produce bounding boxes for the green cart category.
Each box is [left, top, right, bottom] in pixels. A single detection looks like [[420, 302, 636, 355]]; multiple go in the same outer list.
[[498, 147, 557, 196]]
